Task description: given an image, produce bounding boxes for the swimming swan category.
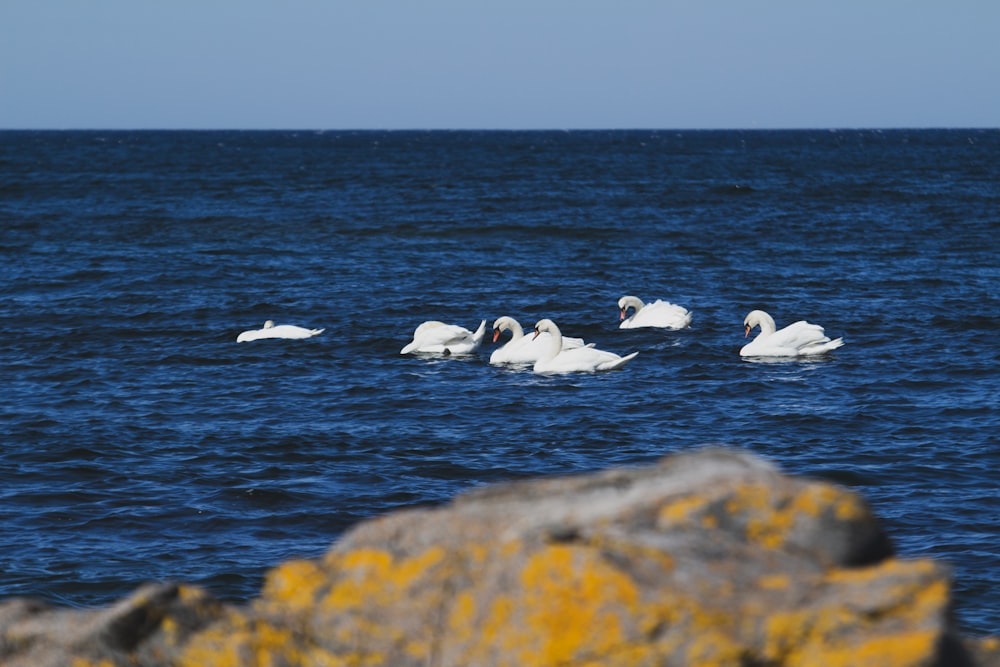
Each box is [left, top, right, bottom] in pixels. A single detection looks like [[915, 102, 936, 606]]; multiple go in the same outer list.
[[618, 295, 692, 330], [532, 319, 638, 374], [740, 310, 844, 357], [236, 320, 325, 342], [489, 316, 585, 365], [400, 319, 487, 356]]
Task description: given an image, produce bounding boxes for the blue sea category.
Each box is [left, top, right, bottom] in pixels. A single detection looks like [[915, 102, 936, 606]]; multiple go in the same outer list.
[[1, 129, 997, 636]]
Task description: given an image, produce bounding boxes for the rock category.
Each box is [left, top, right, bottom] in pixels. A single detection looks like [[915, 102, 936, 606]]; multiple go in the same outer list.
[[1, 448, 997, 666], [0, 582, 221, 667]]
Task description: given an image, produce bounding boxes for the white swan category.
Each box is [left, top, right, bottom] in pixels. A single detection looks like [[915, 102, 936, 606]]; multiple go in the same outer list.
[[618, 295, 692, 330], [740, 310, 844, 357], [532, 319, 638, 374], [400, 319, 487, 356], [236, 320, 325, 342], [489, 316, 585, 365]]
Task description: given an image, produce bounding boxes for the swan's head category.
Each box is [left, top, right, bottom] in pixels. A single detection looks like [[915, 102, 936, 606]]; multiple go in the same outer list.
[[743, 310, 771, 337], [533, 318, 557, 340], [617, 296, 642, 320], [263, 320, 275, 329], [492, 316, 520, 343]]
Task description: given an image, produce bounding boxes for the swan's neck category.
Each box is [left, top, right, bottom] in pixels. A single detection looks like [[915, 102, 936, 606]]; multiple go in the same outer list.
[[507, 321, 525, 340], [756, 313, 777, 336], [622, 296, 644, 315], [539, 326, 562, 361]]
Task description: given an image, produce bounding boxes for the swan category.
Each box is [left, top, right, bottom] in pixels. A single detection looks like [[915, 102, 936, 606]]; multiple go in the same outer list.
[[489, 316, 585, 365], [400, 319, 487, 355], [618, 295, 692, 330], [236, 320, 325, 342], [532, 319, 638, 374], [740, 310, 844, 357]]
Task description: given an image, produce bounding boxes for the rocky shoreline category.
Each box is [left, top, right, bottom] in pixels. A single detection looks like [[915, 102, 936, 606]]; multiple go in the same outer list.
[[2, 448, 997, 666]]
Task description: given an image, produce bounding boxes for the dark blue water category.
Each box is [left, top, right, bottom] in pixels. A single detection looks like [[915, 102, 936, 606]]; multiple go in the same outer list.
[[2, 129, 997, 635]]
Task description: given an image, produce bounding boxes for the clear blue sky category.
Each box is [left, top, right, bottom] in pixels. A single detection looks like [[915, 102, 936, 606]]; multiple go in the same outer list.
[[3, 1, 997, 129]]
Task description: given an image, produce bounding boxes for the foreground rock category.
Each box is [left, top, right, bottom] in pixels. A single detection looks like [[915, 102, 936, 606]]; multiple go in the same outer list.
[[2, 448, 997, 666]]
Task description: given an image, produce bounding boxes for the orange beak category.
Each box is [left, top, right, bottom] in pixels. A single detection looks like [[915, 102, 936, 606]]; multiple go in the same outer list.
[[744, 324, 751, 338], [492, 329, 501, 343], [619, 309, 627, 321]]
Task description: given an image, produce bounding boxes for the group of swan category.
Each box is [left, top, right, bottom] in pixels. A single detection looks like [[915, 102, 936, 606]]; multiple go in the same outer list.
[[236, 295, 845, 370], [399, 294, 689, 374], [400, 316, 638, 374], [488, 316, 586, 365]]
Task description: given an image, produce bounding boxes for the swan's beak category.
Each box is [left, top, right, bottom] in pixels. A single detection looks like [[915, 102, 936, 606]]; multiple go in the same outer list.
[[532, 328, 540, 340], [744, 324, 751, 338], [619, 309, 627, 321], [492, 329, 501, 343]]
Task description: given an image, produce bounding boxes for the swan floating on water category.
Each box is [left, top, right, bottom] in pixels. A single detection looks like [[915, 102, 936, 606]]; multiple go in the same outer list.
[[236, 320, 325, 342], [532, 319, 638, 374], [400, 319, 487, 356], [618, 295, 692, 330], [740, 310, 844, 357], [489, 316, 585, 365]]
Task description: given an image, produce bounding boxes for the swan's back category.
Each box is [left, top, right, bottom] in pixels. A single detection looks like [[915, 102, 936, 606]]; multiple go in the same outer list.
[[402, 319, 485, 355], [620, 297, 691, 329]]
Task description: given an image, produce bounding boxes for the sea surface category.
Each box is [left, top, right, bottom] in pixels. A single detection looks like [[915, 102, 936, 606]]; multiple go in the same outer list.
[[1, 129, 997, 636]]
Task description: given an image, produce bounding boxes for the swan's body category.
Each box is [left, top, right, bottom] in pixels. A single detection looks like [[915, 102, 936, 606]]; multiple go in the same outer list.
[[489, 316, 585, 365], [236, 320, 325, 342], [740, 310, 844, 357], [532, 319, 638, 374], [400, 319, 487, 355], [618, 295, 692, 330]]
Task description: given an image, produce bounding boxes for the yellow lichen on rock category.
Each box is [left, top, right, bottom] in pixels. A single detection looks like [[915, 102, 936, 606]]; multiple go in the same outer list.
[[261, 558, 329, 612], [759, 559, 951, 667], [658, 493, 712, 526], [513, 544, 642, 666], [813, 630, 938, 667]]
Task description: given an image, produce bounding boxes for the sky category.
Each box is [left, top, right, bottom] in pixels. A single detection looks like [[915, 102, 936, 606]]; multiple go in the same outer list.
[[2, 1, 998, 130]]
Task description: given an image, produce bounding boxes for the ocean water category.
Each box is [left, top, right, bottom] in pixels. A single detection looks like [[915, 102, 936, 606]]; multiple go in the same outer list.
[[1, 129, 997, 636]]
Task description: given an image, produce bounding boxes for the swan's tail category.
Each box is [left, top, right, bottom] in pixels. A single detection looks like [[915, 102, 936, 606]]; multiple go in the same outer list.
[[823, 337, 845, 352], [602, 351, 639, 370], [471, 319, 487, 344], [804, 337, 845, 355]]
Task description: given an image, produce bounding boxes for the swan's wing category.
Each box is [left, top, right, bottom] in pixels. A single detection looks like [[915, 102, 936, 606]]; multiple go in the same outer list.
[[537, 346, 635, 373], [491, 336, 539, 364], [236, 329, 262, 342], [403, 322, 484, 354], [800, 336, 845, 355], [596, 351, 639, 371], [743, 321, 844, 356], [237, 324, 323, 341], [634, 300, 691, 328], [496, 331, 580, 365], [266, 324, 324, 339], [772, 321, 832, 350], [423, 324, 473, 346], [402, 324, 460, 354]]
